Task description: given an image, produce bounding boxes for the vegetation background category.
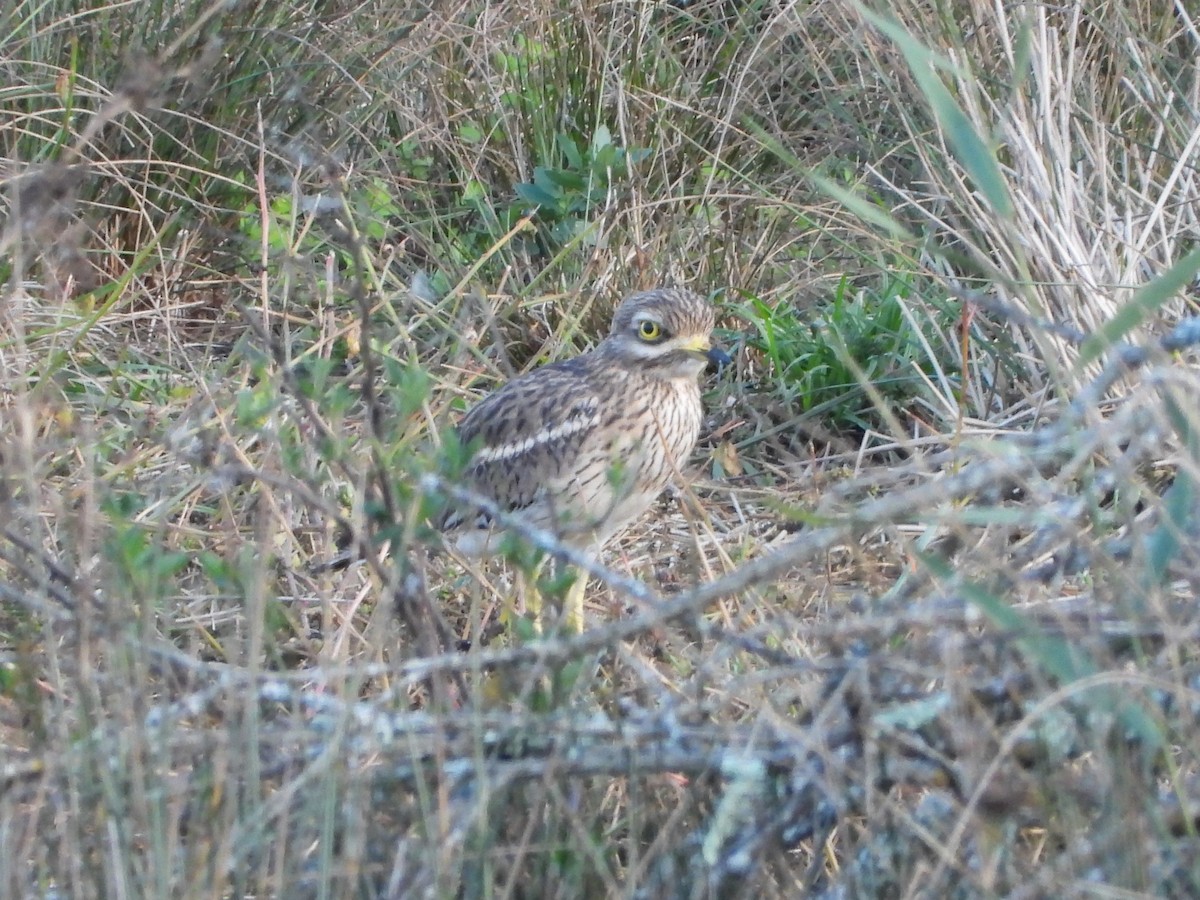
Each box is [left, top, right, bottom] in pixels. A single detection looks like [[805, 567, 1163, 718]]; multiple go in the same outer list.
[[3, 0, 1200, 896]]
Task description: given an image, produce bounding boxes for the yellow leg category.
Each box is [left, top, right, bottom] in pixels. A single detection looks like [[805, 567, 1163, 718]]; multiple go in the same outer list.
[[561, 569, 587, 635], [511, 561, 585, 636], [512, 564, 545, 636]]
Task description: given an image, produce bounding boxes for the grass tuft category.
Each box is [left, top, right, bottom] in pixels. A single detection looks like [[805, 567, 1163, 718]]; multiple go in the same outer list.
[[3, 0, 1200, 896]]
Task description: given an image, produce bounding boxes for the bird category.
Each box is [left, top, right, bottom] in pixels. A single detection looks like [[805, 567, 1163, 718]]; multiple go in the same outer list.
[[438, 287, 731, 633]]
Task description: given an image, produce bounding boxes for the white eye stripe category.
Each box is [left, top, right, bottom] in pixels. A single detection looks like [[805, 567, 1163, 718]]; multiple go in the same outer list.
[[625, 341, 664, 358], [620, 334, 702, 358]]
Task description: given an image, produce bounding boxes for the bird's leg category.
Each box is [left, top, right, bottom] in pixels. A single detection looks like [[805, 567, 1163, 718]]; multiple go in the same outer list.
[[512, 560, 546, 637], [559, 541, 605, 634], [510, 546, 591, 637], [561, 567, 587, 635], [522, 555, 585, 635]]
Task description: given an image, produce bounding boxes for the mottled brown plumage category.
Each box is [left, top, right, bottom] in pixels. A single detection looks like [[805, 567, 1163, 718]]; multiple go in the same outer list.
[[440, 287, 728, 630]]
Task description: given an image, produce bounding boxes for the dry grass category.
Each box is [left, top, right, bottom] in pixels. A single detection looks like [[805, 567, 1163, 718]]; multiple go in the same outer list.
[[3, 0, 1200, 897]]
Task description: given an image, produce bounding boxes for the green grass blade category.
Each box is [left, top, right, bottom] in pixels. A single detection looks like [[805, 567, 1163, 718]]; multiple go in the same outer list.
[[1078, 246, 1200, 369], [860, 8, 1013, 218]]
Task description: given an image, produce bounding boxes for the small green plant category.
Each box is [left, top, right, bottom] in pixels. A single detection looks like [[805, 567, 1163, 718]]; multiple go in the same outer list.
[[740, 274, 953, 432], [236, 173, 401, 285], [452, 124, 649, 269], [513, 126, 650, 248], [421, 27, 652, 276]]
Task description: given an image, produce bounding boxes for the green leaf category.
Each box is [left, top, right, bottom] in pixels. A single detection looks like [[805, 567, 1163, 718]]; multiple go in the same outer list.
[[515, 180, 558, 207], [590, 143, 619, 174], [457, 123, 483, 144], [559, 132, 584, 170], [1077, 246, 1200, 369], [544, 167, 586, 191], [461, 179, 487, 205], [591, 123, 612, 152], [808, 171, 914, 242], [1146, 392, 1200, 585], [1146, 470, 1194, 587], [861, 9, 1012, 218]]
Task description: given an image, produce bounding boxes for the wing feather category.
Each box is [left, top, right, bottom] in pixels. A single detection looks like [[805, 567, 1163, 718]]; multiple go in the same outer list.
[[447, 358, 603, 524]]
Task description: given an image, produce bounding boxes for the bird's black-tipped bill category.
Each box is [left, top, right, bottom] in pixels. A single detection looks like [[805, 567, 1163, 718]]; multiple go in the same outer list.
[[706, 345, 733, 373]]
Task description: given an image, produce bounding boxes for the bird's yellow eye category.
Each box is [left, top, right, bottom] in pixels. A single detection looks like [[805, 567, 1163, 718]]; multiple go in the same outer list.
[[638, 320, 662, 341]]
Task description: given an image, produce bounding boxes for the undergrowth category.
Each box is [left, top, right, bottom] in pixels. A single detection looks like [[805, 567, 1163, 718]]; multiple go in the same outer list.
[[3, 0, 1200, 897]]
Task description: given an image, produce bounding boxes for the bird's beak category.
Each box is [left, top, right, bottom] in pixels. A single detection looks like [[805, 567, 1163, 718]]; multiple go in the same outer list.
[[706, 345, 732, 371], [681, 336, 732, 372]]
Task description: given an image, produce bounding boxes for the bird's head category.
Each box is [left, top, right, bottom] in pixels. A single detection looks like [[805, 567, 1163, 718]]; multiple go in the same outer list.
[[602, 288, 731, 380]]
